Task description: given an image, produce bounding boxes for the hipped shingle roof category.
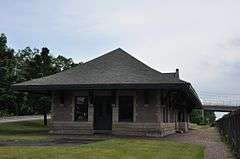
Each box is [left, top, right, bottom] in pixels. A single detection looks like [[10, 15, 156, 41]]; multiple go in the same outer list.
[[12, 48, 202, 107], [13, 48, 187, 89]]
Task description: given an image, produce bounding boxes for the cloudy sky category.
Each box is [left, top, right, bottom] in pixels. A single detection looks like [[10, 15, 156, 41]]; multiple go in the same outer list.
[[1, 0, 240, 118]]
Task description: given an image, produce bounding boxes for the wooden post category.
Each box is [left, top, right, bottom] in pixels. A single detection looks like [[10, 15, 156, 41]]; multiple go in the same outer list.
[[44, 111, 47, 126]]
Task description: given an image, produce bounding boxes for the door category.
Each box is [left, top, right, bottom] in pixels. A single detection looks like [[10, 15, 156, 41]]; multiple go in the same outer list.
[[94, 96, 112, 131]]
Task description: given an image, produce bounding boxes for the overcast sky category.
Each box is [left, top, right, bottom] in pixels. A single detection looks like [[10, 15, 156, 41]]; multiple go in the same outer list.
[[1, 0, 240, 118]]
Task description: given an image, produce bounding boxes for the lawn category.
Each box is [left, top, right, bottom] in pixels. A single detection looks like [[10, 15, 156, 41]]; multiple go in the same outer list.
[[0, 120, 204, 159], [0, 120, 51, 142], [0, 139, 203, 159]]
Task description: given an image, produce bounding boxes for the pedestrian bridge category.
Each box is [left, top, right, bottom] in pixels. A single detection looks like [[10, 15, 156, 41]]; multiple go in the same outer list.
[[201, 94, 240, 112], [202, 105, 240, 112]]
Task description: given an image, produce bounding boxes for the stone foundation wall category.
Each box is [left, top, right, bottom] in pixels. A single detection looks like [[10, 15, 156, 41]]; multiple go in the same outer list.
[[50, 121, 180, 136], [50, 121, 93, 135], [161, 123, 176, 136], [112, 122, 176, 137], [112, 122, 161, 136]]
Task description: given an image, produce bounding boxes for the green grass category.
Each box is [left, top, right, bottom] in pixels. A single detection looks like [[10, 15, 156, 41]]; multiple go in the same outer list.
[[0, 120, 204, 158], [0, 139, 204, 159], [0, 120, 51, 142]]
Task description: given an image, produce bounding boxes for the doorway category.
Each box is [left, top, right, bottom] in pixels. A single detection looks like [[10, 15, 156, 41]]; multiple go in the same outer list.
[[94, 96, 112, 131]]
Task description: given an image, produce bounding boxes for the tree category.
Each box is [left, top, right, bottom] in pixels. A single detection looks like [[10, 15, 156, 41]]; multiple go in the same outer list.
[[33, 48, 53, 125], [0, 33, 16, 116], [15, 47, 38, 81], [0, 33, 77, 125], [54, 55, 76, 72], [204, 110, 216, 125], [15, 47, 76, 125], [190, 109, 216, 125]]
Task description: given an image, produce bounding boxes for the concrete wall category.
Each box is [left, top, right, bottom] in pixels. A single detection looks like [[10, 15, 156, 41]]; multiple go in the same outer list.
[[50, 90, 189, 136]]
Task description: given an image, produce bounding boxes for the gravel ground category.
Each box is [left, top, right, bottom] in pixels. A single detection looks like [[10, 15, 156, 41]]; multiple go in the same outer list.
[[166, 127, 234, 159]]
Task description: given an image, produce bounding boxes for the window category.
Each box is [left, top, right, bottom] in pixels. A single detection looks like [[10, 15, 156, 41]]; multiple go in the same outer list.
[[75, 96, 88, 121], [119, 96, 133, 122]]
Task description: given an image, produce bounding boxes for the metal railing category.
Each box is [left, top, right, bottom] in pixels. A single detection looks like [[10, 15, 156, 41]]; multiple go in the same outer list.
[[216, 109, 240, 158]]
